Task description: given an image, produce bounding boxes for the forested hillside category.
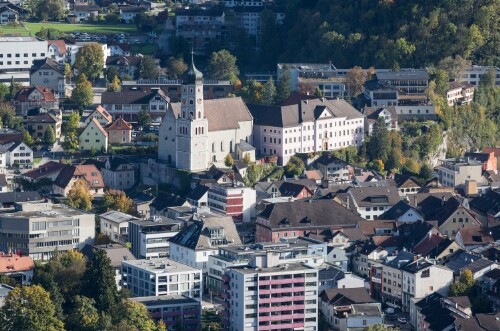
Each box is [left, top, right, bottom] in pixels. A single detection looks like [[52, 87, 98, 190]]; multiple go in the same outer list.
[[259, 0, 499, 69]]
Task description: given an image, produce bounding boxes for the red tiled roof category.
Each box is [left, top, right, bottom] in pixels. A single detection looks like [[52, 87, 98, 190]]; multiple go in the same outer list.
[[15, 86, 57, 103], [483, 147, 500, 158], [22, 161, 66, 180], [0, 255, 34, 273], [305, 170, 322, 180], [48, 40, 67, 55], [106, 117, 132, 131], [75, 164, 104, 189], [413, 234, 445, 256], [95, 105, 113, 123]]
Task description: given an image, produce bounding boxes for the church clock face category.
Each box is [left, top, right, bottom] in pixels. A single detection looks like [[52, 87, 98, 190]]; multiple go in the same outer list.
[[182, 99, 187, 105], [197, 98, 202, 104]]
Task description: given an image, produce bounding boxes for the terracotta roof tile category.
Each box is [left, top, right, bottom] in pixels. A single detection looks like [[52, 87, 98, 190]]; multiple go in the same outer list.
[[0, 255, 34, 273], [47, 40, 67, 55], [106, 117, 132, 131]]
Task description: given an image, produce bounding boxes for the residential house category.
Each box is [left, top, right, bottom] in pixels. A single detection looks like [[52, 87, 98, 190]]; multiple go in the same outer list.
[[402, 259, 453, 312], [81, 243, 136, 289], [0, 2, 24, 24], [464, 151, 497, 172], [255, 199, 364, 243], [101, 157, 136, 191], [106, 117, 132, 145], [437, 157, 484, 188], [315, 153, 354, 182], [392, 174, 422, 197], [481, 269, 500, 307], [379, 251, 416, 309], [459, 258, 498, 281], [101, 88, 169, 123], [99, 211, 139, 245], [119, 6, 141, 23], [47, 40, 67, 64], [13, 86, 58, 115], [483, 147, 500, 171], [319, 288, 378, 330], [71, 5, 99, 22], [413, 293, 473, 331], [108, 43, 131, 57], [435, 197, 482, 239], [30, 58, 65, 97], [319, 265, 365, 292], [128, 218, 183, 259], [149, 192, 190, 218], [0, 254, 34, 285], [379, 200, 425, 223], [407, 192, 455, 220], [0, 201, 95, 260], [21, 161, 66, 183], [363, 106, 398, 133], [23, 110, 62, 141], [254, 178, 317, 199], [455, 226, 496, 251], [0, 142, 33, 168], [53, 164, 104, 196], [122, 258, 202, 299], [79, 118, 108, 153], [249, 97, 365, 165], [185, 185, 210, 208], [130, 296, 201, 331], [446, 81, 475, 106], [352, 243, 388, 278], [469, 190, 500, 225], [0, 128, 22, 145], [105, 56, 142, 79], [168, 213, 242, 273], [84, 105, 113, 127], [344, 186, 401, 220]]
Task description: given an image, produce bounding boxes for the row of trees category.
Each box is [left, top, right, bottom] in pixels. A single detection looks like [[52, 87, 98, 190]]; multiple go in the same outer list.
[[0, 249, 167, 331]]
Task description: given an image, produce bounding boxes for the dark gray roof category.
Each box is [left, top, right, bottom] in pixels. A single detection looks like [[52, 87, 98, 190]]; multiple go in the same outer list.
[[185, 185, 210, 201], [169, 214, 242, 250], [384, 251, 415, 269], [401, 258, 434, 274], [30, 58, 64, 75], [320, 287, 375, 306], [249, 98, 363, 128], [0, 191, 41, 204], [444, 250, 480, 272], [348, 186, 401, 207], [318, 265, 344, 281], [379, 200, 418, 220], [258, 199, 364, 231], [102, 89, 169, 105], [81, 243, 136, 268], [460, 257, 496, 274], [150, 192, 187, 212], [376, 69, 429, 81]]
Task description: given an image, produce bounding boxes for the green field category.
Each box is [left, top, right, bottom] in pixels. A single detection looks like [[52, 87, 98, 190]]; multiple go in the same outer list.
[[1, 22, 137, 37]]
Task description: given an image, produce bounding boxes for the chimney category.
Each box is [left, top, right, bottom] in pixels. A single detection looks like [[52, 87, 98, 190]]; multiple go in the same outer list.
[[442, 196, 446, 205], [346, 196, 350, 210]]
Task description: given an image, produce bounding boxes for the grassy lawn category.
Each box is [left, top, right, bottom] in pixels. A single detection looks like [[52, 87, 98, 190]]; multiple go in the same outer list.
[[0, 24, 30, 36], [24, 22, 138, 35]]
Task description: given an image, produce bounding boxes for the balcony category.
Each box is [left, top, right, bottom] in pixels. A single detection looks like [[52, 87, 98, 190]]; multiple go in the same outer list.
[[258, 322, 304, 330], [222, 284, 230, 291], [259, 287, 295, 295], [259, 313, 302, 322], [258, 304, 304, 313]]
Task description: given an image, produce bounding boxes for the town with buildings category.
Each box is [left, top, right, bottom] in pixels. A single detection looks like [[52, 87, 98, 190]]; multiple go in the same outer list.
[[0, 0, 499, 330]]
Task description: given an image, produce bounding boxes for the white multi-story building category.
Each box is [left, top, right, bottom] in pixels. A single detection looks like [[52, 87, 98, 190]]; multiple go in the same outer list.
[[346, 186, 401, 220], [222, 263, 319, 331], [462, 65, 500, 86], [121, 258, 202, 300], [250, 97, 365, 165], [0, 36, 48, 84], [128, 218, 183, 259], [402, 259, 453, 313], [0, 202, 95, 260], [0, 142, 33, 169]]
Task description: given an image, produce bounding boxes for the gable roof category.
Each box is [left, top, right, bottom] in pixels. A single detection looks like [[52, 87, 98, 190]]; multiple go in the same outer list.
[[81, 244, 136, 268], [92, 105, 113, 123], [102, 89, 169, 105], [23, 112, 59, 124], [458, 225, 495, 246], [106, 117, 132, 131], [84, 118, 108, 137], [30, 58, 64, 75], [348, 186, 401, 207], [407, 192, 454, 220], [435, 197, 478, 226], [393, 174, 422, 188], [470, 190, 500, 217], [315, 153, 349, 166], [15, 86, 57, 103], [277, 181, 313, 198], [169, 214, 242, 250], [258, 199, 365, 230], [105, 157, 133, 171], [379, 200, 420, 220], [304, 170, 323, 181], [22, 161, 66, 180], [106, 55, 142, 67], [150, 192, 187, 212], [53, 164, 104, 189], [320, 287, 374, 306], [185, 185, 210, 201], [47, 40, 66, 55], [0, 255, 34, 273]]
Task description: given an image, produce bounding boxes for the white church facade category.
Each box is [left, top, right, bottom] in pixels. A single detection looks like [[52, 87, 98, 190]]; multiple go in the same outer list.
[[158, 56, 253, 172]]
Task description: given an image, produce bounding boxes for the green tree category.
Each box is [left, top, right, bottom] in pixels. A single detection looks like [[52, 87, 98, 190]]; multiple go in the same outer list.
[[284, 156, 305, 177], [63, 130, 79, 151], [207, 50, 239, 81], [65, 63, 73, 84], [72, 74, 94, 110], [137, 109, 151, 128], [243, 153, 251, 164], [66, 296, 101, 331], [368, 118, 390, 163], [102, 189, 133, 213], [44, 126, 56, 145], [74, 43, 105, 81], [139, 56, 159, 80], [67, 111, 81, 132], [345, 66, 368, 97], [364, 325, 399, 331], [224, 154, 234, 167], [437, 55, 470, 82], [434, 69, 450, 97], [23, 130, 35, 146], [0, 285, 64, 331], [0, 83, 9, 102], [36, 0, 64, 21], [111, 75, 121, 92], [167, 57, 188, 78], [67, 179, 93, 211], [261, 77, 277, 105], [449, 269, 475, 296], [156, 320, 167, 331], [106, 67, 120, 82], [418, 163, 434, 182], [115, 300, 156, 331], [82, 249, 119, 314], [276, 65, 292, 104]]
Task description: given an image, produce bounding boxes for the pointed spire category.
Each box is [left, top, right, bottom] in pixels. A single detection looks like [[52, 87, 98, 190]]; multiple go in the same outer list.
[[186, 48, 203, 84]]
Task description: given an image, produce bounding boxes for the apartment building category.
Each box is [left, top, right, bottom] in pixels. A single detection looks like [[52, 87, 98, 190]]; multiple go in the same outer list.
[[231, 6, 285, 46], [402, 259, 453, 313], [121, 258, 202, 300], [207, 238, 327, 296], [437, 158, 484, 187], [379, 251, 416, 309], [128, 218, 183, 259], [345, 186, 401, 220], [446, 81, 475, 106], [249, 97, 365, 165], [207, 183, 256, 222], [29, 58, 65, 97], [0, 37, 47, 74], [0, 202, 95, 260], [175, 8, 225, 54], [130, 295, 201, 330], [99, 211, 139, 245], [462, 65, 500, 86], [0, 141, 33, 169], [315, 153, 354, 182], [101, 157, 136, 191], [222, 263, 319, 331]]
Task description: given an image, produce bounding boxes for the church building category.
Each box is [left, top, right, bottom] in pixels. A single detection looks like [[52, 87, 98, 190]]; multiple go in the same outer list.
[[158, 55, 253, 172]]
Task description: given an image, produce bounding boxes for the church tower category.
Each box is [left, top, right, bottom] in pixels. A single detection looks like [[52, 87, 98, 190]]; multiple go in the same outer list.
[[176, 52, 209, 171]]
